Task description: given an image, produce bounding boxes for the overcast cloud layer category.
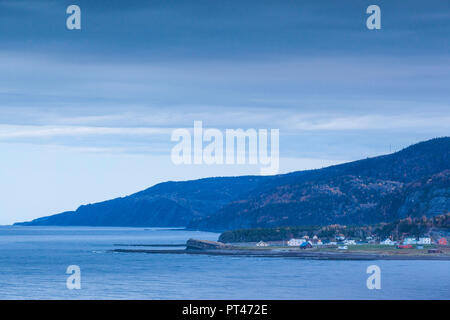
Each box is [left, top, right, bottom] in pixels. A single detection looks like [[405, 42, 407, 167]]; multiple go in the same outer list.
[[0, 0, 449, 224]]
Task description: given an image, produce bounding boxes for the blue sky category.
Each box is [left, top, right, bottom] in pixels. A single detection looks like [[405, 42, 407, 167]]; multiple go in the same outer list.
[[0, 0, 449, 224]]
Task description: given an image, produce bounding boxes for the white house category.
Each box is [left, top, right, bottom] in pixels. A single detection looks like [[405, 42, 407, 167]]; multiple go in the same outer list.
[[418, 237, 431, 245], [403, 237, 417, 245], [380, 238, 395, 246], [343, 239, 356, 245], [256, 241, 269, 247], [287, 238, 305, 246]]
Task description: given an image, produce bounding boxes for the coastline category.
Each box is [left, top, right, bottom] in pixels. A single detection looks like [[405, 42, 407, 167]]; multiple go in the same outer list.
[[112, 248, 450, 261]]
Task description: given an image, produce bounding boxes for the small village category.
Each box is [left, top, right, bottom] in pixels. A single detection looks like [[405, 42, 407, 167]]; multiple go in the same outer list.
[[254, 234, 449, 253]]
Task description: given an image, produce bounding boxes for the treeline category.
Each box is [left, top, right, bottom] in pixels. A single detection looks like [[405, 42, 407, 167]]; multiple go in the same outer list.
[[218, 213, 450, 243]]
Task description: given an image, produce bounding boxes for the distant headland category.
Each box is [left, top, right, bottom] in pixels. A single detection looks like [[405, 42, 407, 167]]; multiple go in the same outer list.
[[15, 137, 450, 233]]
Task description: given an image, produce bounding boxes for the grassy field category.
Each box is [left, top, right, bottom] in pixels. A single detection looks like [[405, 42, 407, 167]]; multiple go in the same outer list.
[[339, 244, 439, 255], [232, 243, 449, 256]]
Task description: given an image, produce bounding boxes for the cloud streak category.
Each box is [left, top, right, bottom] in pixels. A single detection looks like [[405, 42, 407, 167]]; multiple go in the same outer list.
[[0, 112, 448, 145], [0, 125, 172, 139]]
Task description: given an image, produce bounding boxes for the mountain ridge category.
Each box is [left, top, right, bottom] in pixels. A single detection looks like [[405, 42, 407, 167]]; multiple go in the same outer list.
[[15, 137, 450, 230]]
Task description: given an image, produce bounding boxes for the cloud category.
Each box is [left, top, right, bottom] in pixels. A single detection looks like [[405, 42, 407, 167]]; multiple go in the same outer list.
[[0, 111, 448, 146], [287, 114, 450, 131], [0, 125, 172, 139]]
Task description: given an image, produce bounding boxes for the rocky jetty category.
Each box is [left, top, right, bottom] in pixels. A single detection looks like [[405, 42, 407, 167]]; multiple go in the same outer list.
[[186, 239, 235, 250]]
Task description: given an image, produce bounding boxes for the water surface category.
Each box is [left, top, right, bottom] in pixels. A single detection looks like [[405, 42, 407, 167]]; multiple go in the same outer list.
[[0, 226, 448, 299]]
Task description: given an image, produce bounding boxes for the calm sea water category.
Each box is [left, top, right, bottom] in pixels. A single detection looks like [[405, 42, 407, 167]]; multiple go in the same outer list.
[[0, 226, 448, 300]]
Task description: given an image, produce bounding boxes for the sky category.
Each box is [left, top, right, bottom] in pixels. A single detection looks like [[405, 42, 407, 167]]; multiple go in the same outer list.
[[0, 0, 449, 224]]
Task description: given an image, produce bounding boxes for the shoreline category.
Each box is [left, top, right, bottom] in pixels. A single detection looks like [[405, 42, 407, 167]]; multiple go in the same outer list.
[[113, 243, 186, 247], [112, 248, 450, 261]]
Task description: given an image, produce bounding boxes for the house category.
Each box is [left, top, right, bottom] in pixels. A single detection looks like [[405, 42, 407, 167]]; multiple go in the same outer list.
[[336, 235, 345, 241], [343, 239, 356, 245], [403, 237, 417, 245], [380, 238, 395, 246], [397, 244, 413, 249], [438, 238, 448, 246], [418, 237, 431, 245], [256, 241, 268, 247], [300, 241, 312, 249], [311, 235, 322, 245], [287, 238, 305, 246]]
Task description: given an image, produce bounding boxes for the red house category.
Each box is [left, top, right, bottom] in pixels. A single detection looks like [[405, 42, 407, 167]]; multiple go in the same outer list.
[[438, 238, 448, 246], [397, 244, 413, 249]]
